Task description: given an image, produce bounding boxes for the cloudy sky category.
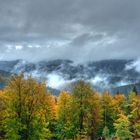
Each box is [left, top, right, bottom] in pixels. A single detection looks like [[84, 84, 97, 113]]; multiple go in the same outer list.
[[0, 0, 140, 63]]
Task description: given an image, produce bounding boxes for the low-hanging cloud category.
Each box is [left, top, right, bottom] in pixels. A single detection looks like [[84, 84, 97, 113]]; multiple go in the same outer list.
[[125, 59, 140, 73]]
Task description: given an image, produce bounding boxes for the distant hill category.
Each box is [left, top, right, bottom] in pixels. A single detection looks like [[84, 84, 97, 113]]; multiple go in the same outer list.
[[0, 59, 140, 94], [110, 83, 140, 95]]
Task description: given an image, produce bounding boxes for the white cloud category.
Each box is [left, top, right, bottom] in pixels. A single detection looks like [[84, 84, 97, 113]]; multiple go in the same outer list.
[[47, 73, 67, 89], [27, 45, 41, 48], [46, 73, 77, 89], [125, 59, 140, 73], [89, 74, 109, 89], [15, 45, 23, 50]]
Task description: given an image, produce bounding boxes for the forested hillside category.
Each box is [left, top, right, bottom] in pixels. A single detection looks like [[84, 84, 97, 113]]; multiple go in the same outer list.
[[0, 75, 140, 140], [0, 59, 140, 94]]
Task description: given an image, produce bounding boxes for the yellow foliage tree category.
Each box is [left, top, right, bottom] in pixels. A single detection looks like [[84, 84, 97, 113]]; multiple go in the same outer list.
[[3, 75, 52, 140]]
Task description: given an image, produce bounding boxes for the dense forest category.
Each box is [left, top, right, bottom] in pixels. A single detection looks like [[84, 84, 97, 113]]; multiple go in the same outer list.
[[0, 75, 140, 140]]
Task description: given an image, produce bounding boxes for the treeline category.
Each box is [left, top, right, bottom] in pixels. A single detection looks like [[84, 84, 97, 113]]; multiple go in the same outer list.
[[0, 75, 140, 140]]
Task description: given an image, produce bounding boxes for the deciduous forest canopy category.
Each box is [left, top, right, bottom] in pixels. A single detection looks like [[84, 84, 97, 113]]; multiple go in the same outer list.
[[0, 75, 140, 139]]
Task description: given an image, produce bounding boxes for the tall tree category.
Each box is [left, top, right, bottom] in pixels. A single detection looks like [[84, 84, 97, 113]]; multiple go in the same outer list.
[[45, 93, 57, 139], [0, 90, 8, 139], [101, 92, 117, 136], [72, 81, 102, 139], [114, 113, 133, 140], [3, 75, 52, 140], [57, 91, 75, 139], [87, 92, 102, 140], [128, 92, 140, 139]]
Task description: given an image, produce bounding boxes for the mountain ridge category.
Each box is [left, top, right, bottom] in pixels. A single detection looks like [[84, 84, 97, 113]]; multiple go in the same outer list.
[[0, 59, 140, 94]]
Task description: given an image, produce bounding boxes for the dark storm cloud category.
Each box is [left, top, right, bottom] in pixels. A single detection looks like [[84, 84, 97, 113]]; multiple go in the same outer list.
[[0, 0, 140, 62]]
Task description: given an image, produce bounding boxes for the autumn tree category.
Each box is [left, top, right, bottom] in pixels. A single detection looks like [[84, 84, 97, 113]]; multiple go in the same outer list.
[[114, 93, 126, 114], [56, 91, 75, 139], [86, 92, 102, 140], [100, 92, 117, 137], [0, 90, 8, 139], [71, 81, 102, 140], [114, 113, 133, 140], [45, 93, 57, 138], [127, 92, 140, 139], [3, 75, 52, 140]]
